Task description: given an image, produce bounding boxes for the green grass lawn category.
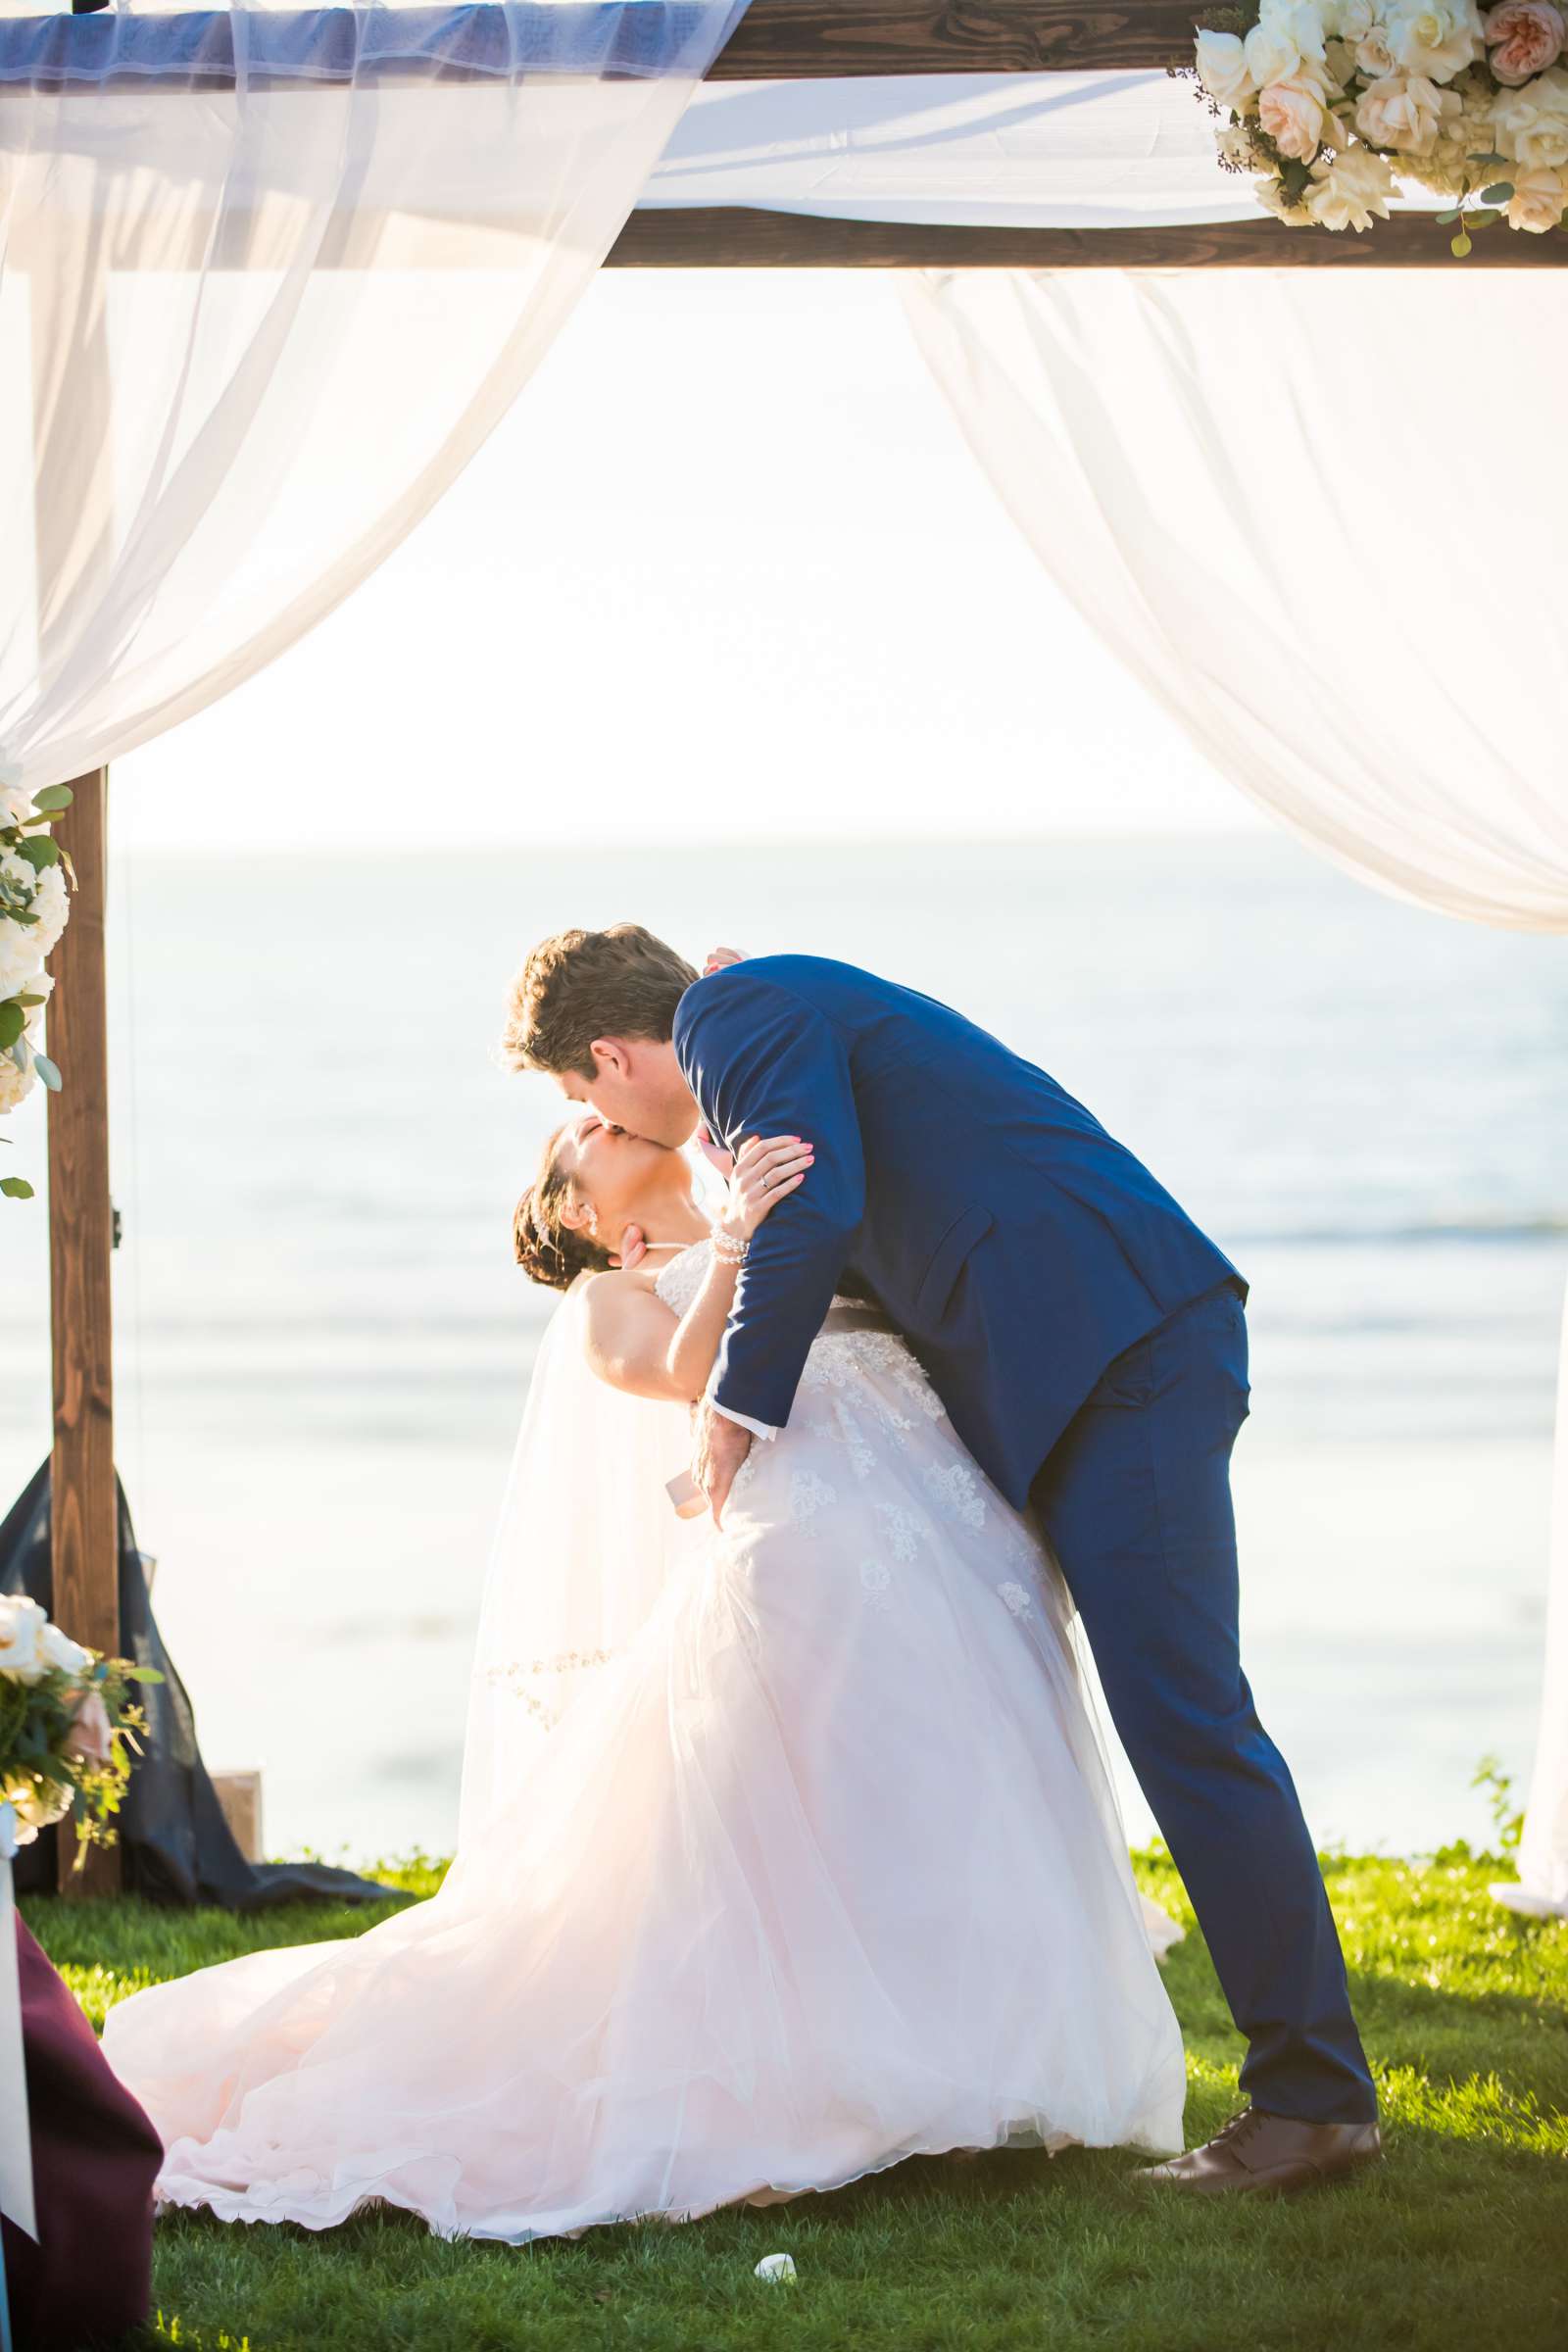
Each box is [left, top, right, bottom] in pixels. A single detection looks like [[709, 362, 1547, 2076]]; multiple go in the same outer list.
[[24, 1846, 1568, 2352]]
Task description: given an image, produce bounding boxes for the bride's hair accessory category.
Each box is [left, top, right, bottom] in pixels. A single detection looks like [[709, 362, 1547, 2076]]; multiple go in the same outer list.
[[514, 1124, 614, 1294]]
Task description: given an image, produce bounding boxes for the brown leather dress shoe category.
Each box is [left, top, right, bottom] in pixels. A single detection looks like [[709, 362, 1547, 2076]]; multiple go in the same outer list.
[[1139, 2108, 1383, 2197]]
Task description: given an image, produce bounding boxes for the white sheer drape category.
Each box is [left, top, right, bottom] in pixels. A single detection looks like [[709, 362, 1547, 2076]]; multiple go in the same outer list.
[[0, 0, 742, 796], [906, 266, 1568, 1911], [1494, 1291, 1568, 1919], [903, 271, 1568, 932], [645, 72, 1253, 226]]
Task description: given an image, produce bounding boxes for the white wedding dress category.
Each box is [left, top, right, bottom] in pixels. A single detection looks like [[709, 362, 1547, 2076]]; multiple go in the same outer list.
[[104, 1243, 1186, 2241]]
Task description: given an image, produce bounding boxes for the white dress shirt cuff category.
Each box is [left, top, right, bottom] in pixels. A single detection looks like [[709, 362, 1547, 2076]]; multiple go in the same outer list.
[[712, 1400, 778, 1443]]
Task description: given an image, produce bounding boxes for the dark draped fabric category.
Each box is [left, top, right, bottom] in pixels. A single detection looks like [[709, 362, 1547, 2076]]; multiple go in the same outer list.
[[1, 1461, 391, 1910], [3, 1914, 161, 2352]]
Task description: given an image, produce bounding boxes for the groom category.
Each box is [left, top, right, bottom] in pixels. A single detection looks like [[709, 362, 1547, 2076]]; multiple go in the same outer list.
[[505, 924, 1380, 2196]]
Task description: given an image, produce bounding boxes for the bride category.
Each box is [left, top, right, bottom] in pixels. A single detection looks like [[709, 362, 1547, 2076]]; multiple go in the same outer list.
[[102, 1117, 1187, 2243]]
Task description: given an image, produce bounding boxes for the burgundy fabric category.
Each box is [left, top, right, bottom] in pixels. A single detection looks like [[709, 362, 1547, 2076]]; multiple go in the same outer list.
[[2, 1917, 160, 2352]]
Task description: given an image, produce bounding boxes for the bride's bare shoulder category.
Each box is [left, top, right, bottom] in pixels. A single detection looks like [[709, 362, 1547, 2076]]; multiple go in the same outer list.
[[578, 1266, 677, 1396], [578, 1266, 664, 1330]]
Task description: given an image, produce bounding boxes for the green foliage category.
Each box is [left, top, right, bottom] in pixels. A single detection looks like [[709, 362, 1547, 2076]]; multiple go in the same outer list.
[[1472, 1756, 1525, 1853], [22, 1847, 1568, 2352], [0, 778, 74, 1201], [2, 1649, 164, 1861]]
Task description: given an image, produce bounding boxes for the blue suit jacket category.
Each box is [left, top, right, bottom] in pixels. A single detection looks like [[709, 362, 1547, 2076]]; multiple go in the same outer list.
[[673, 956, 1243, 1510]]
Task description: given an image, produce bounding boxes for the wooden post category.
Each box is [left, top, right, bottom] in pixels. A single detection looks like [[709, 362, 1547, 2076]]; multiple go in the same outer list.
[[46, 769, 119, 1898]]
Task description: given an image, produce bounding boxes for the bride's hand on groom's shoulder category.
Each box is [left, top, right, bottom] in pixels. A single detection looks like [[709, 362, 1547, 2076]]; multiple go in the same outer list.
[[703, 946, 746, 976], [717, 1136, 814, 1247]]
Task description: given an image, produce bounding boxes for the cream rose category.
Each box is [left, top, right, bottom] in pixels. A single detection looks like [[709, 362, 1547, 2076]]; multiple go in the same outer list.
[[1260, 72, 1333, 154], [1494, 64, 1568, 163], [1219, 118, 1268, 169], [1355, 24, 1401, 70], [1197, 29, 1255, 109], [0, 857, 68, 998], [27, 864, 68, 961], [6, 1781, 68, 1839], [0, 1593, 48, 1682], [40, 1619, 92, 1680], [1505, 159, 1568, 218], [1334, 0, 1377, 36], [0, 1054, 33, 1115], [1305, 141, 1399, 221], [1269, 0, 1335, 58], [1256, 171, 1318, 220], [1354, 68, 1456, 147], [1484, 0, 1565, 80], [1247, 18, 1310, 84], [1386, 0, 1484, 74]]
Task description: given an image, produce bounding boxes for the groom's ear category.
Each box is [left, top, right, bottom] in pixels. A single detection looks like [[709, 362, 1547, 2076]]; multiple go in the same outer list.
[[588, 1038, 630, 1081]]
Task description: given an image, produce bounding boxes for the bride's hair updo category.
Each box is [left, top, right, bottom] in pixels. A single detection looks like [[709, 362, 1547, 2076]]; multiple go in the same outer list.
[[513, 1125, 614, 1294]]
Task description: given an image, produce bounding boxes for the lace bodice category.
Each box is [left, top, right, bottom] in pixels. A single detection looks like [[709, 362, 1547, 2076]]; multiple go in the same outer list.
[[653, 1240, 716, 1317]]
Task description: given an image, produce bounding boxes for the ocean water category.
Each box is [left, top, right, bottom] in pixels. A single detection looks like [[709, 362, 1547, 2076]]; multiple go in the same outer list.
[[1, 833, 1563, 1864]]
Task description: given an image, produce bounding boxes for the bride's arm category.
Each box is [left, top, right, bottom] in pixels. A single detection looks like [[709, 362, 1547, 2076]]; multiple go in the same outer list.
[[582, 1137, 814, 1404]]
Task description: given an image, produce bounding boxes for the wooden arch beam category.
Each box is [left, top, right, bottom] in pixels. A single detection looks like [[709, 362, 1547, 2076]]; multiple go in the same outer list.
[[606, 208, 1567, 267]]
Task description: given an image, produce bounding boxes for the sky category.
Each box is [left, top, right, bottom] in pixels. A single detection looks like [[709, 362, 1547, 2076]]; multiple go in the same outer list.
[[116, 270, 1258, 858]]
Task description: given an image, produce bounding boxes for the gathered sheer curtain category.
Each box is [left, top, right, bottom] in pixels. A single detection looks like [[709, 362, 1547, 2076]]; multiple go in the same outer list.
[[905, 266, 1568, 1912], [0, 0, 743, 796], [903, 271, 1568, 932]]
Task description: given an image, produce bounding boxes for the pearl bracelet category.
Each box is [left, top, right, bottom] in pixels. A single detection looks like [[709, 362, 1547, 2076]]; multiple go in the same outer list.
[[711, 1230, 749, 1266]]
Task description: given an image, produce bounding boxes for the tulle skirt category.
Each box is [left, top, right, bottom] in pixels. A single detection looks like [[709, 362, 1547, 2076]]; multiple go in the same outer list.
[[104, 1330, 1186, 2240]]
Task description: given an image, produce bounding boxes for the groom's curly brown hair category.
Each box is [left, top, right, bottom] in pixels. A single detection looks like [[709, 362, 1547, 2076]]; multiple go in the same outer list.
[[502, 924, 698, 1079]]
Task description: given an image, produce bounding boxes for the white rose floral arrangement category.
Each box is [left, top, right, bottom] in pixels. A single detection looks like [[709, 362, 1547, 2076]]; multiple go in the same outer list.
[[0, 777, 74, 1200], [0, 1592, 160, 1864], [1188, 0, 1568, 243]]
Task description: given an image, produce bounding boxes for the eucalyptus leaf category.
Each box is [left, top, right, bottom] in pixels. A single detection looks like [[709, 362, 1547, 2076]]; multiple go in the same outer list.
[[14, 993, 44, 1008], [1435, 207, 1460, 223], [1480, 182, 1513, 204], [16, 834, 60, 871], [9, 1037, 31, 1072], [32, 1052, 61, 1092], [30, 785, 74, 813], [1467, 209, 1499, 225], [0, 1003, 23, 1051], [0, 1177, 34, 1200], [1466, 150, 1509, 168], [1451, 228, 1473, 256]]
